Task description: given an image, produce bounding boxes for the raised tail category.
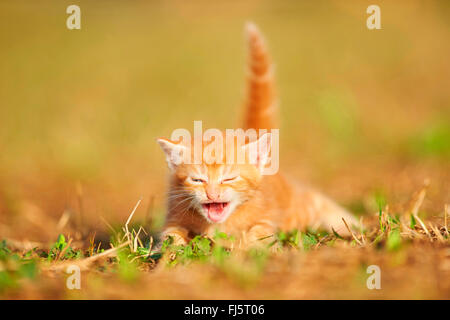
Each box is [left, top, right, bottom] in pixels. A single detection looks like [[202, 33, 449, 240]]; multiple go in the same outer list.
[[243, 22, 278, 131]]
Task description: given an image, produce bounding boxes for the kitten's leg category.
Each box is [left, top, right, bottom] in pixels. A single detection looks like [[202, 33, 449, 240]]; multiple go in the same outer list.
[[245, 221, 277, 249], [307, 192, 359, 236], [160, 226, 189, 246], [153, 226, 190, 268]]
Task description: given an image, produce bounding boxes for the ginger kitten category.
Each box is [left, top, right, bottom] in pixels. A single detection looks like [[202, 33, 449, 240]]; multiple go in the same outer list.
[[157, 23, 357, 247]]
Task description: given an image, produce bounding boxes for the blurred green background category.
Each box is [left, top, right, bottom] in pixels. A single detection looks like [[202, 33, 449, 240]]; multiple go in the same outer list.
[[0, 0, 449, 240]]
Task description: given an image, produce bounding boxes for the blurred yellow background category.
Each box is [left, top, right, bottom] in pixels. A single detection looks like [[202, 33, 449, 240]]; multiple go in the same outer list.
[[0, 0, 449, 241]]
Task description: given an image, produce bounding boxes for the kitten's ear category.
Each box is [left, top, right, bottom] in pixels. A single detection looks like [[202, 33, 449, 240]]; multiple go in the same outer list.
[[157, 138, 187, 171], [242, 133, 272, 172]]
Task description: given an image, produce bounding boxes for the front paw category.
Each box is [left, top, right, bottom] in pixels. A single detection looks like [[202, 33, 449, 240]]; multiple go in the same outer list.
[[154, 229, 189, 266], [160, 227, 189, 248], [245, 225, 277, 250], [164, 233, 188, 247]]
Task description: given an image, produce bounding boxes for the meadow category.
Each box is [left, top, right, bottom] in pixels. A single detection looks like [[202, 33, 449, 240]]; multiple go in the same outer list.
[[0, 0, 449, 299]]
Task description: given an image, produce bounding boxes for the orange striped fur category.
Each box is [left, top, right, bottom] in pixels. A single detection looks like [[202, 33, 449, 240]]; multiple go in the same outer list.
[[243, 22, 277, 131], [157, 23, 357, 248]]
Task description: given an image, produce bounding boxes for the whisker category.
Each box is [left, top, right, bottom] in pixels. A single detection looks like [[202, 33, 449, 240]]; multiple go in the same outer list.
[[170, 196, 196, 212]]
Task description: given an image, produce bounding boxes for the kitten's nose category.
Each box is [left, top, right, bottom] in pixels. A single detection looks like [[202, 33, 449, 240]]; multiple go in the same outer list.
[[206, 185, 220, 201]]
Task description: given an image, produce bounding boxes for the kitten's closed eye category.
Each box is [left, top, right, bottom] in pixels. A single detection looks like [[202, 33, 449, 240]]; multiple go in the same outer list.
[[221, 176, 239, 183], [188, 176, 206, 184]]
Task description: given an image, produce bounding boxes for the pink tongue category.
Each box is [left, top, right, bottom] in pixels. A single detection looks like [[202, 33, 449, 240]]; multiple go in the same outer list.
[[206, 203, 226, 222], [208, 203, 224, 215]]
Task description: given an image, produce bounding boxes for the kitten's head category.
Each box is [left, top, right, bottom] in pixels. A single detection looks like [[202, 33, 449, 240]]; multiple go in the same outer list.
[[157, 132, 271, 223]]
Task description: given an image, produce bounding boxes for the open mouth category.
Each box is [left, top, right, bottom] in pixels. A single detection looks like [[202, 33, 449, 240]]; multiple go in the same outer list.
[[202, 202, 230, 222]]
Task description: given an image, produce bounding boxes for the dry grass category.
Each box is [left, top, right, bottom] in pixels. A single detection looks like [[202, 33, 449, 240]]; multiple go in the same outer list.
[[1, 180, 449, 299], [0, 0, 449, 300]]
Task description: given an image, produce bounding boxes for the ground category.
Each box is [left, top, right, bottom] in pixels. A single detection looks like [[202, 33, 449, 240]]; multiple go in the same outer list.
[[0, 1, 449, 299]]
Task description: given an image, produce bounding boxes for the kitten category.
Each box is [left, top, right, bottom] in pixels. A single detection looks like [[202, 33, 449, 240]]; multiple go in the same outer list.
[[157, 22, 357, 247]]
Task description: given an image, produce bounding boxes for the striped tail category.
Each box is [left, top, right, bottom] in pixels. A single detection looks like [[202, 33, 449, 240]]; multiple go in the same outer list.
[[243, 22, 278, 131]]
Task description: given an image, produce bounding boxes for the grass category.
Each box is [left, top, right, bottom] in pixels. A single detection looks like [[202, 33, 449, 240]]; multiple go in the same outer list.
[[0, 240, 38, 292], [0, 182, 448, 299], [0, 0, 449, 299]]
